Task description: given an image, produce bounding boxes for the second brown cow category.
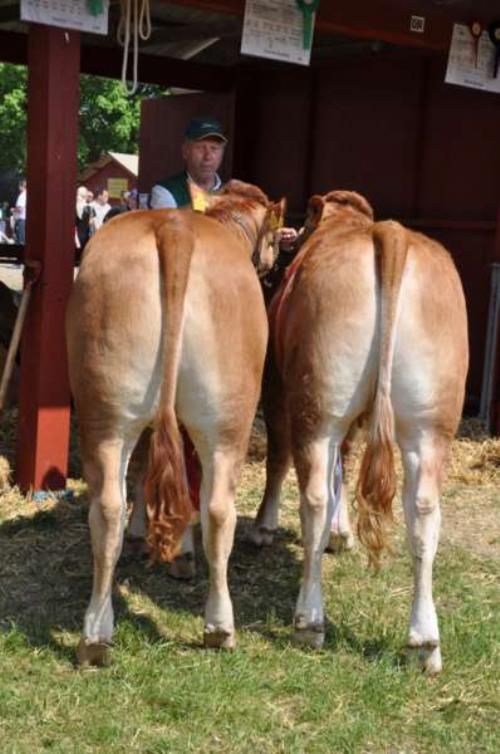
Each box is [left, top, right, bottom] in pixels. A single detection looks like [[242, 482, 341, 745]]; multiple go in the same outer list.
[[252, 190, 468, 674]]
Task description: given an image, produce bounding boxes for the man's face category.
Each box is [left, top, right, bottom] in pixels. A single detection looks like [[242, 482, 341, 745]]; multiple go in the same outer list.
[[97, 191, 109, 205], [182, 138, 225, 185]]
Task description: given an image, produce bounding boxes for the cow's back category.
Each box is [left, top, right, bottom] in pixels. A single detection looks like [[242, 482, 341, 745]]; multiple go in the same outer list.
[[66, 211, 165, 426], [391, 229, 468, 436], [277, 221, 468, 435], [280, 225, 380, 426], [66, 209, 268, 436]]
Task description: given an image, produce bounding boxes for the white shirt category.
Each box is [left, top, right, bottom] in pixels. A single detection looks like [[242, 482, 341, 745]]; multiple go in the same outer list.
[[92, 201, 111, 230], [15, 189, 27, 220], [150, 173, 222, 209]]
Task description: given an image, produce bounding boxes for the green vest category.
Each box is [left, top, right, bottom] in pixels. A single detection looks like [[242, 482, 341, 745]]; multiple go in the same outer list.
[[157, 171, 192, 208]]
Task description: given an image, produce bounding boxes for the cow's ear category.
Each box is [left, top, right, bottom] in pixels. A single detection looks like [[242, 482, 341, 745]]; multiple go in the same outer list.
[[305, 195, 325, 230], [267, 198, 287, 232], [271, 197, 287, 228]]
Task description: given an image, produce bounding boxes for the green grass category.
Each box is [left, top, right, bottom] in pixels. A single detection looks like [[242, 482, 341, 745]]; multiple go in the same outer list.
[[0, 465, 499, 753]]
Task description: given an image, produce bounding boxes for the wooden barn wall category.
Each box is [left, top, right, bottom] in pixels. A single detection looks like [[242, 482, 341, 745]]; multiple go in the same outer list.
[[233, 66, 312, 215], [234, 52, 500, 408]]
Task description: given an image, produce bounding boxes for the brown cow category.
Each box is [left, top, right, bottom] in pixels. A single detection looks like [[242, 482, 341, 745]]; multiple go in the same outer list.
[[66, 181, 285, 666], [252, 190, 468, 673]]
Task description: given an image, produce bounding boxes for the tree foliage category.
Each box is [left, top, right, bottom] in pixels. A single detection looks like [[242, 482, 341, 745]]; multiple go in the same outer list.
[[0, 63, 167, 173], [0, 64, 27, 172]]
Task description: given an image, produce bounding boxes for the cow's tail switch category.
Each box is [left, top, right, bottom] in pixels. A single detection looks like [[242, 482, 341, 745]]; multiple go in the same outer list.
[[145, 218, 195, 563], [356, 221, 408, 568]]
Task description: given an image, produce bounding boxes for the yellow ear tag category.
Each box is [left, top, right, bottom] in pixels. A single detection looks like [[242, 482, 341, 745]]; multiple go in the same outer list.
[[189, 182, 209, 213], [268, 212, 282, 232]]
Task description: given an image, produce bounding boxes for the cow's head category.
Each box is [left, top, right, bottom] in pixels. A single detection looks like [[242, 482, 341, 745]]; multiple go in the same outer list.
[[303, 190, 374, 240], [253, 197, 287, 275], [209, 181, 287, 275]]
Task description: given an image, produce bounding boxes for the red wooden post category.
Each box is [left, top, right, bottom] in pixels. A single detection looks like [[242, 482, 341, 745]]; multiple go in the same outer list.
[[15, 25, 80, 491]]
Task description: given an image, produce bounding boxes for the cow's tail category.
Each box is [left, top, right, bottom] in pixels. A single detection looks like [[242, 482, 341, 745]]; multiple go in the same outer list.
[[356, 220, 408, 568], [145, 219, 195, 563]]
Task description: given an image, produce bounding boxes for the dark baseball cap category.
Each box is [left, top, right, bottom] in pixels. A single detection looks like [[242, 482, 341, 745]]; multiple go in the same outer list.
[[184, 116, 227, 143]]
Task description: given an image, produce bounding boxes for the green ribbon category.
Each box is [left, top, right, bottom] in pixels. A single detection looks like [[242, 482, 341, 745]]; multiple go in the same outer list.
[[296, 0, 321, 50], [86, 0, 104, 16]]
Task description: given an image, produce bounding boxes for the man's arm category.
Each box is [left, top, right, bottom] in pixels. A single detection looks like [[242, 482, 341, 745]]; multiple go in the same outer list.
[[150, 185, 178, 209]]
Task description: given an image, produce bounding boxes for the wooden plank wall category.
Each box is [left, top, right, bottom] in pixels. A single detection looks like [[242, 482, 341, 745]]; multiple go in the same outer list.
[[233, 51, 500, 408]]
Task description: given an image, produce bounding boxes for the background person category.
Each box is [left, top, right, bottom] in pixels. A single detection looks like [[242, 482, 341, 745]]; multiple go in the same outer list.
[[149, 115, 298, 249], [0, 201, 7, 237], [75, 185, 96, 250], [150, 116, 227, 209], [103, 188, 139, 224], [92, 188, 111, 232], [125, 188, 139, 210], [13, 179, 27, 245]]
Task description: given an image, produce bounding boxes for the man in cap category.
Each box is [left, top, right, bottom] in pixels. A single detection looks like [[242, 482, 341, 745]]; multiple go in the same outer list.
[[150, 116, 227, 209]]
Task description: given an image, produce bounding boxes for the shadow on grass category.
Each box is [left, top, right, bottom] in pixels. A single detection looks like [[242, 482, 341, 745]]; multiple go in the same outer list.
[[0, 497, 304, 661], [324, 618, 402, 667], [0, 498, 399, 666]]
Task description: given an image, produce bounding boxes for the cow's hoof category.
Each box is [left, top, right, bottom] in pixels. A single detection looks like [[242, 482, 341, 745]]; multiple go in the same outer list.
[[77, 638, 111, 668], [122, 535, 148, 558], [326, 530, 355, 554], [292, 620, 325, 650], [406, 641, 442, 675], [248, 526, 275, 547], [203, 625, 236, 650], [167, 553, 196, 580]]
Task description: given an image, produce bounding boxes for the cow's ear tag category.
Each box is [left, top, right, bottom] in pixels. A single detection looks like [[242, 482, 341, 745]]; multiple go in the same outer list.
[[488, 21, 500, 78], [189, 182, 209, 213]]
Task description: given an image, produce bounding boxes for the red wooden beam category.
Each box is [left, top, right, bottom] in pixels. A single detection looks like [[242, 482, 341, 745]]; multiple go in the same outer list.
[[80, 43, 234, 90], [165, 0, 497, 51], [15, 25, 80, 491], [2, 2, 499, 70], [0, 30, 234, 90]]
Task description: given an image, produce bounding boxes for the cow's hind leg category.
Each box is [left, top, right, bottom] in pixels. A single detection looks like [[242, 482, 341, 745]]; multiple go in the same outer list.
[[250, 360, 291, 547], [78, 429, 139, 667], [326, 460, 354, 553], [293, 435, 338, 649], [400, 433, 448, 674], [199, 449, 239, 649], [124, 429, 151, 557], [251, 412, 291, 546]]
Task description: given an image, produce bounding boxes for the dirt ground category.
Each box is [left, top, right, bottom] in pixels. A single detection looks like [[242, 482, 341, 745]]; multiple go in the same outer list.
[[0, 262, 23, 292]]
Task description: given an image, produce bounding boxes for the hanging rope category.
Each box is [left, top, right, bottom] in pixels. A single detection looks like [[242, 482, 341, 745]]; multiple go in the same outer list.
[[117, 0, 152, 95]]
